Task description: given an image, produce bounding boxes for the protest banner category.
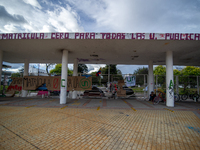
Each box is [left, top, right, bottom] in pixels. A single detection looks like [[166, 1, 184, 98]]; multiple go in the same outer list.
[[6, 77, 23, 94], [9, 76, 92, 91], [125, 76, 136, 87], [116, 80, 126, 97], [46, 76, 61, 91], [2, 32, 200, 41], [23, 76, 51, 90], [117, 90, 126, 97], [75, 77, 92, 91], [118, 80, 125, 84]]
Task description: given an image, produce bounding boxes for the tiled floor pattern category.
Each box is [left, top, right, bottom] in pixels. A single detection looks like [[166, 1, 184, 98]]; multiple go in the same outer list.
[[0, 106, 200, 150]]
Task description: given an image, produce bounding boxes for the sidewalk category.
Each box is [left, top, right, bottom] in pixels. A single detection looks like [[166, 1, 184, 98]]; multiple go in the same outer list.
[[0, 97, 200, 149]]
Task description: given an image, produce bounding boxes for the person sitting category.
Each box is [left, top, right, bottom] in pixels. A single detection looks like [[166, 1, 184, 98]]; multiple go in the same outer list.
[[149, 91, 156, 101]]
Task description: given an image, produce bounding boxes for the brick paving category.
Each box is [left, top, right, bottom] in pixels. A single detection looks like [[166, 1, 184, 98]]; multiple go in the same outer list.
[[0, 97, 200, 149]]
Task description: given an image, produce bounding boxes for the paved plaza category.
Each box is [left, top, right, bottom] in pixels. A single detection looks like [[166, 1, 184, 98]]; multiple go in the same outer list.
[[0, 97, 200, 150]]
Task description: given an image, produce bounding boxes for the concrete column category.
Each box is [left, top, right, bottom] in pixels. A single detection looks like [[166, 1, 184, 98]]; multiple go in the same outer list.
[[148, 61, 154, 96], [22, 59, 29, 97], [0, 50, 3, 86], [60, 50, 68, 104], [72, 58, 78, 99], [166, 51, 174, 107]]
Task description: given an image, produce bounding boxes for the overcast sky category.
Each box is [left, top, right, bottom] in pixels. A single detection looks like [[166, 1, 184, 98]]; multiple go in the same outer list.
[[1, 0, 200, 74]]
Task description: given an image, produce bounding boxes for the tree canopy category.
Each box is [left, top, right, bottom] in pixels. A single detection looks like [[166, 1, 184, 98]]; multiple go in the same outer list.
[[153, 65, 166, 88], [101, 65, 119, 74], [89, 65, 123, 85], [78, 64, 88, 73], [173, 69, 181, 76], [11, 72, 21, 77], [153, 65, 166, 75], [153, 65, 200, 90], [49, 64, 88, 75], [153, 65, 200, 76], [46, 63, 55, 74], [178, 66, 200, 90], [181, 66, 200, 76], [133, 67, 148, 86], [50, 64, 73, 75], [134, 67, 148, 74]]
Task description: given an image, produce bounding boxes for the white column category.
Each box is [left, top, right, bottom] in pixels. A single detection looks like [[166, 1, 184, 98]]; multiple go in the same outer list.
[[0, 50, 3, 86], [148, 61, 154, 96], [166, 51, 174, 107], [72, 58, 78, 99], [60, 50, 68, 104], [22, 59, 29, 97]]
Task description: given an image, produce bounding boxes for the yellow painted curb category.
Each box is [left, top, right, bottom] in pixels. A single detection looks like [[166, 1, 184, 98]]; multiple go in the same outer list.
[[61, 106, 68, 109], [50, 99, 57, 102], [97, 106, 100, 110], [71, 102, 81, 105], [164, 108, 174, 113], [131, 107, 137, 111], [26, 99, 32, 101], [0, 104, 8, 106], [26, 105, 35, 108], [99, 100, 102, 103]]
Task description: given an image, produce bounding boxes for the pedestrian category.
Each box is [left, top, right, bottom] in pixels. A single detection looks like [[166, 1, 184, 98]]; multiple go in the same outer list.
[[149, 91, 156, 101], [110, 83, 112, 92], [112, 84, 118, 99]]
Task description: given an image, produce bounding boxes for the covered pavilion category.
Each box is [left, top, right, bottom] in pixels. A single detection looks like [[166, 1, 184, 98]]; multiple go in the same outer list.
[[0, 32, 200, 107]]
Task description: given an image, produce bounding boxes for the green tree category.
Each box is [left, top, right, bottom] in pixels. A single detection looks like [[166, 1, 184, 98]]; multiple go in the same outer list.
[[18, 67, 24, 74], [78, 64, 88, 73], [153, 66, 200, 92], [11, 72, 21, 77], [50, 64, 73, 75], [117, 69, 122, 75], [101, 65, 123, 82], [101, 65, 118, 74], [90, 72, 100, 85], [133, 67, 148, 86], [154, 65, 166, 75], [153, 66, 182, 89], [181, 66, 200, 76], [11, 67, 24, 77], [90, 65, 123, 85], [173, 69, 181, 75], [46, 63, 55, 75], [154, 65, 166, 88], [49, 64, 88, 75], [134, 67, 148, 74], [179, 66, 200, 91]]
